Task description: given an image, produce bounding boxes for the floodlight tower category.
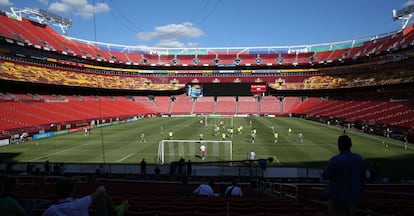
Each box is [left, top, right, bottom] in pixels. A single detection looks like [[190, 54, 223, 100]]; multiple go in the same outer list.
[[8, 7, 72, 34], [393, 4, 414, 29]]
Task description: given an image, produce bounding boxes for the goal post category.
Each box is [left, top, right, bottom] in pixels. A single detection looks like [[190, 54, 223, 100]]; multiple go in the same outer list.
[[157, 140, 232, 165], [204, 115, 234, 127]]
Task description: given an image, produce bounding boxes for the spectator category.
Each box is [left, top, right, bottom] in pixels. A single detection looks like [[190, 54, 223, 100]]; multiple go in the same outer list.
[[140, 159, 147, 175], [186, 160, 192, 176], [26, 163, 34, 175], [44, 160, 50, 176], [42, 177, 126, 216], [178, 157, 185, 175], [322, 135, 366, 216], [154, 165, 161, 176], [0, 176, 26, 216], [193, 178, 216, 197], [175, 177, 193, 196], [225, 179, 243, 197]]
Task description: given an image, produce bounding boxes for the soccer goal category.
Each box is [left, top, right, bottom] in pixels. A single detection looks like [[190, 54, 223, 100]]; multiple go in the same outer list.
[[204, 116, 234, 127], [157, 140, 232, 165]]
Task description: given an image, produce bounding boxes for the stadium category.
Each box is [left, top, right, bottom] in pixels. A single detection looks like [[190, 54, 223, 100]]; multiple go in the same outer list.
[[0, 2, 414, 216]]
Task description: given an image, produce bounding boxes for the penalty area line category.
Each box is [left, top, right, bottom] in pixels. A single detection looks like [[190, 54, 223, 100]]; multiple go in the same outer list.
[[273, 155, 281, 165], [116, 153, 135, 163]]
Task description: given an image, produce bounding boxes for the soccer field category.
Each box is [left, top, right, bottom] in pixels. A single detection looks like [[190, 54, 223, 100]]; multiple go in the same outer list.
[[0, 117, 412, 178]]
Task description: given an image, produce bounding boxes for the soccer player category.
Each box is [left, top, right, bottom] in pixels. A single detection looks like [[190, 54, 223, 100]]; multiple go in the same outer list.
[[298, 132, 304, 143], [271, 126, 275, 133], [249, 150, 256, 160], [140, 133, 146, 143], [168, 130, 173, 140], [288, 128, 292, 136], [404, 135, 408, 150], [251, 132, 256, 144], [214, 125, 219, 136], [200, 143, 206, 160], [274, 132, 279, 143], [229, 128, 234, 138], [199, 132, 204, 140], [220, 120, 224, 127], [252, 128, 257, 136], [160, 126, 164, 134], [221, 132, 226, 140]]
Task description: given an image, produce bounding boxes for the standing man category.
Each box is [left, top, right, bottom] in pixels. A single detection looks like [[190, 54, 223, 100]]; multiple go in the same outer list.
[[140, 132, 146, 143], [298, 132, 304, 143], [140, 158, 147, 175], [249, 150, 256, 160], [250, 132, 256, 144], [322, 135, 366, 216], [168, 130, 173, 140], [274, 132, 279, 143], [200, 143, 206, 160]]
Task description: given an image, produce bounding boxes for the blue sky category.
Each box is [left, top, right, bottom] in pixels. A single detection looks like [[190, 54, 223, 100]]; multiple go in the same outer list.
[[1, 0, 413, 48]]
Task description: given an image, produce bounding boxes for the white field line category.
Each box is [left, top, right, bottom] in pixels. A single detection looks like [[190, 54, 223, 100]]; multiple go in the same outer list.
[[116, 153, 135, 163], [273, 155, 281, 165], [29, 142, 95, 162]]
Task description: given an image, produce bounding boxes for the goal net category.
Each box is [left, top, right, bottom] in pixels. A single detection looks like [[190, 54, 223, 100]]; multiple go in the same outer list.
[[157, 140, 232, 165], [204, 116, 234, 127]]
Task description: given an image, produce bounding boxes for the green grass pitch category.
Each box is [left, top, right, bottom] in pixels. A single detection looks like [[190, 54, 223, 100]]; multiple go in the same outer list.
[[0, 117, 413, 179]]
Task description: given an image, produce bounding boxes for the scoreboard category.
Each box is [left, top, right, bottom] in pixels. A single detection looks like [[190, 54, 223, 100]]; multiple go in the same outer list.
[[250, 84, 267, 95], [202, 83, 267, 96]]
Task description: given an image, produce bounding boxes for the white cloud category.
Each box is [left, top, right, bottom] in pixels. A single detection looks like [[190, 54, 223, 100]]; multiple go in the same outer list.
[[0, 0, 12, 8], [404, 0, 414, 7], [155, 39, 199, 48], [37, 0, 48, 5], [48, 0, 110, 19], [137, 22, 204, 41], [137, 22, 203, 48]]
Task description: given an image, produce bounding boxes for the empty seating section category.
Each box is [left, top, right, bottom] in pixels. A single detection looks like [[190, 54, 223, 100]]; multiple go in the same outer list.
[[313, 50, 331, 63], [215, 97, 236, 115], [237, 53, 258, 65], [259, 96, 280, 114], [237, 97, 258, 114], [176, 55, 195, 65], [259, 53, 279, 65], [3, 16, 42, 46], [154, 96, 172, 114], [131, 96, 160, 112], [109, 51, 130, 63], [193, 97, 215, 114], [0, 95, 155, 132], [197, 54, 217, 66], [280, 97, 302, 114], [170, 95, 193, 114], [292, 98, 414, 128], [0, 15, 17, 40], [328, 48, 350, 61], [296, 52, 314, 65]]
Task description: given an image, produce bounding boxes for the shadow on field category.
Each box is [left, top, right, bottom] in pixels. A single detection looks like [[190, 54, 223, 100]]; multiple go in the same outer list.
[[0, 152, 21, 163]]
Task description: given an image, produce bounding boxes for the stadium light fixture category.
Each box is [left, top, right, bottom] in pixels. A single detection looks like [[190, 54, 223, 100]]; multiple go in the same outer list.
[[393, 4, 414, 29], [8, 7, 72, 34]]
